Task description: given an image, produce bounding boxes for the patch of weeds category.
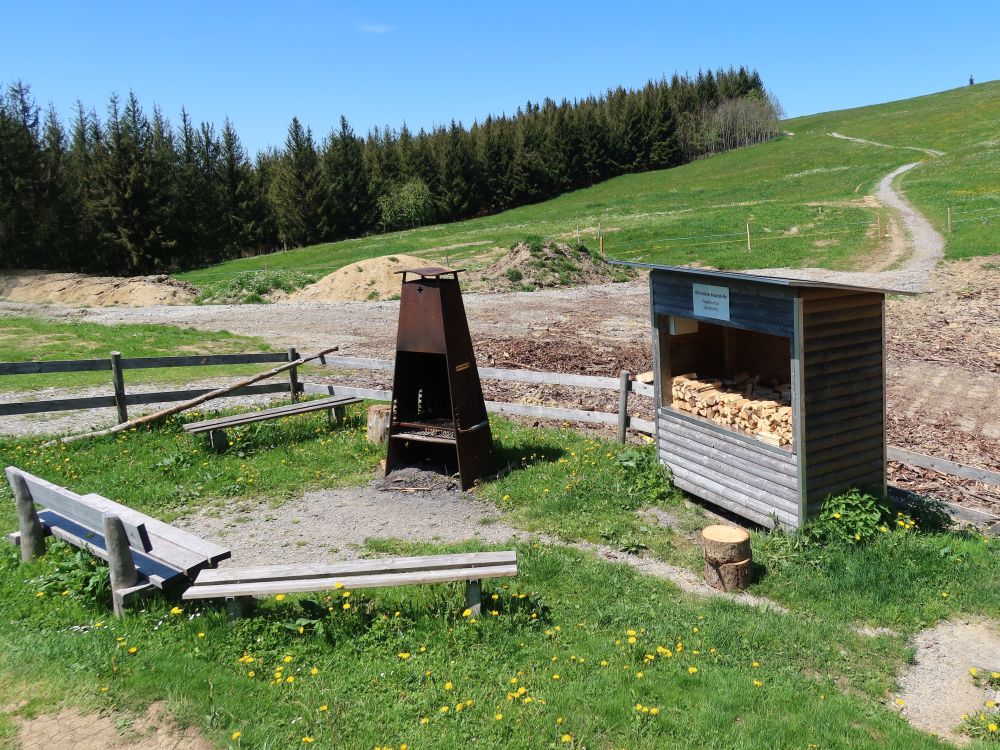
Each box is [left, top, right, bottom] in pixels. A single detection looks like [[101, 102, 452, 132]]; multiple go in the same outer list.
[[28, 540, 111, 603], [505, 268, 523, 282], [199, 270, 319, 304], [366, 290, 380, 300]]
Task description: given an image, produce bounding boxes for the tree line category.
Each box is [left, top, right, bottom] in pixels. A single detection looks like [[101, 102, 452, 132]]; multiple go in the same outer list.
[[0, 68, 781, 275]]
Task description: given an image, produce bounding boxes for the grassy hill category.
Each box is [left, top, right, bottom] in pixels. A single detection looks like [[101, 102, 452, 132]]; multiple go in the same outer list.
[[179, 82, 1000, 296]]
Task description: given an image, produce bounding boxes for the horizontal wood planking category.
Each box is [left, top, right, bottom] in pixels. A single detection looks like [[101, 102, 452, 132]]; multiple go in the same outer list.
[[0, 395, 118, 416], [0, 358, 112, 375], [659, 450, 799, 514], [120, 352, 288, 369], [659, 432, 798, 491], [485, 400, 618, 426], [667, 465, 798, 527], [671, 475, 786, 528], [651, 273, 795, 336], [631, 381, 655, 398], [184, 564, 519, 600], [658, 407, 795, 462], [195, 551, 517, 585], [887, 447, 1000, 487], [183, 396, 361, 432], [629, 417, 655, 434]]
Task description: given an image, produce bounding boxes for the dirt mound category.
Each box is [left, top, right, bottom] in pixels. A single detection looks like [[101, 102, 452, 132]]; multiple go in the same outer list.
[[284, 254, 427, 302], [0, 271, 197, 307], [465, 240, 632, 292]]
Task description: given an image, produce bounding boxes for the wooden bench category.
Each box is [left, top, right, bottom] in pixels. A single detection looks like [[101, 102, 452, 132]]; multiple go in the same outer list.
[[183, 551, 518, 620], [182, 395, 362, 450], [5, 467, 230, 616]]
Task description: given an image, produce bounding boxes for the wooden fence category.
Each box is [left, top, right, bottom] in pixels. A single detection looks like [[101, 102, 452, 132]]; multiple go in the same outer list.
[[3, 351, 999, 492]]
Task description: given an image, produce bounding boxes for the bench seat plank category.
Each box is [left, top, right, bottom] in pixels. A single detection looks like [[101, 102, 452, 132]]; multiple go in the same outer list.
[[183, 563, 519, 600], [193, 551, 517, 586], [183, 396, 362, 434]]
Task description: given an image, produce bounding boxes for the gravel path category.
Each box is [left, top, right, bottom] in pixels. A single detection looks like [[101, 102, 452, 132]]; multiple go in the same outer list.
[[896, 619, 1000, 744], [828, 131, 946, 157]]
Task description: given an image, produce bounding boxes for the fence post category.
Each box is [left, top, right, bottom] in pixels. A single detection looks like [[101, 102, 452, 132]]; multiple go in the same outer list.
[[287, 347, 300, 403], [745, 223, 752, 253], [617, 370, 631, 443], [110, 351, 128, 423], [947, 207, 952, 235]]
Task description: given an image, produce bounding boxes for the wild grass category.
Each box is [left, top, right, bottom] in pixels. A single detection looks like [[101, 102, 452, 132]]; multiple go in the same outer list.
[[0, 315, 276, 393], [1, 413, 1000, 746], [177, 82, 1000, 299]]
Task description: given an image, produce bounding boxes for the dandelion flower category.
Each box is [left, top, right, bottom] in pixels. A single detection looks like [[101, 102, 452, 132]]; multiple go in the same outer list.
[[635, 672, 643, 679], [284, 655, 294, 663], [462, 608, 472, 618], [552, 674, 561, 680], [310, 667, 319, 675], [398, 653, 411, 660], [319, 705, 328, 712], [688, 666, 698, 674], [343, 603, 351, 610], [649, 707, 660, 715], [561, 734, 572, 743], [420, 717, 429, 725], [286, 676, 295, 683], [753, 680, 763, 687], [247, 671, 255, 678], [495, 713, 503, 720], [275, 594, 286, 601], [302, 737, 314, 744], [232, 731, 242, 740], [444, 681, 454, 690], [439, 706, 449, 714], [970, 668, 979, 677], [170, 606, 184, 615], [990, 723, 998, 733], [752, 661, 760, 668], [128, 647, 138, 655], [895, 698, 905, 706], [198, 632, 205, 638]]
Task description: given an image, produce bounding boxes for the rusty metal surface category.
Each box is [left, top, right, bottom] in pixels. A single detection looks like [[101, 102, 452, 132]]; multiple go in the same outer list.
[[385, 269, 496, 490]]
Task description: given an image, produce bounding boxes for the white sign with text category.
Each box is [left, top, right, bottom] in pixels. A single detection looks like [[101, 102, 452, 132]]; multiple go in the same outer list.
[[692, 283, 731, 321]]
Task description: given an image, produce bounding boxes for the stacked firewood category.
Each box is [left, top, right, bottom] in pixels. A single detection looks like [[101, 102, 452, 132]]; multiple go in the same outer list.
[[671, 372, 793, 447]]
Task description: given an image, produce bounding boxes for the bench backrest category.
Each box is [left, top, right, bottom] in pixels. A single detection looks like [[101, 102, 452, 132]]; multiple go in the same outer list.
[[7, 468, 151, 551], [5, 467, 231, 587]]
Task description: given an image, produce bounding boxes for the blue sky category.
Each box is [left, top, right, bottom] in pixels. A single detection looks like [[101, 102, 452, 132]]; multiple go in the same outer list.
[[3, 1, 997, 154]]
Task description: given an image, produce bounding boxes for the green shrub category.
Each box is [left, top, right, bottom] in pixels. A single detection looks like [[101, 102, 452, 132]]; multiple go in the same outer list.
[[506, 268, 523, 282]]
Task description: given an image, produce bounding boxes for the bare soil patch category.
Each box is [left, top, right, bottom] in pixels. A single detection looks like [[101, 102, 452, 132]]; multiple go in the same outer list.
[[284, 254, 426, 302], [0, 271, 197, 307], [463, 241, 632, 293], [11, 700, 212, 750], [896, 619, 1000, 744]]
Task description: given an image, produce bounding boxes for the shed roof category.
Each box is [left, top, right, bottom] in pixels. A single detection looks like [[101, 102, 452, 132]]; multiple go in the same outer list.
[[608, 260, 919, 296]]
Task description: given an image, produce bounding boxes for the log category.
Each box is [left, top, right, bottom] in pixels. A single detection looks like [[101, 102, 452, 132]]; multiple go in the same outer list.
[[367, 405, 392, 445], [53, 346, 339, 445], [701, 524, 751, 563], [703, 558, 753, 591]]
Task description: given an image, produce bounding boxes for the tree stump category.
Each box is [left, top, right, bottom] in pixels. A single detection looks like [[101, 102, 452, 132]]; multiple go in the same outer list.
[[701, 524, 753, 591], [367, 405, 392, 445]]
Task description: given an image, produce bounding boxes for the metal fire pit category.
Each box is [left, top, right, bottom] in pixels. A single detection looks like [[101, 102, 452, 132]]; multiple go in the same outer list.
[[384, 267, 496, 489]]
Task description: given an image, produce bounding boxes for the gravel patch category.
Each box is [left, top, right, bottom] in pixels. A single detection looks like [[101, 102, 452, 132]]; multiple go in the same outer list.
[[896, 619, 1000, 744]]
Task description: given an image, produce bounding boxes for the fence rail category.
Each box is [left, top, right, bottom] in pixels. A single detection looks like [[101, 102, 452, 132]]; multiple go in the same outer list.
[[3, 352, 999, 492]]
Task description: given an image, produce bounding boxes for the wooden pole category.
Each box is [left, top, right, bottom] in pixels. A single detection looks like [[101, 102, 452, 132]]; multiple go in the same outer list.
[[746, 223, 752, 253], [104, 514, 138, 617], [110, 351, 128, 423], [876, 214, 882, 247], [599, 234, 605, 256], [6, 468, 45, 561], [287, 347, 299, 404], [947, 207, 952, 235], [55, 346, 339, 444], [617, 370, 631, 443]]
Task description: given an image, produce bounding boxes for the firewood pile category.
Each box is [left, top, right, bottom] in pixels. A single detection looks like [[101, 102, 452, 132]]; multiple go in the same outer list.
[[671, 372, 793, 447]]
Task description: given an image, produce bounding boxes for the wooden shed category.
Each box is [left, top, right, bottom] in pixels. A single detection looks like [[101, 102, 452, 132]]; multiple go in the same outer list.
[[613, 262, 912, 529]]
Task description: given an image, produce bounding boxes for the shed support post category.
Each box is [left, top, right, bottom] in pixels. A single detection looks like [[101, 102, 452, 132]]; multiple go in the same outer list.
[[104, 514, 138, 618], [111, 351, 128, 423], [6, 468, 45, 561], [617, 370, 631, 443]]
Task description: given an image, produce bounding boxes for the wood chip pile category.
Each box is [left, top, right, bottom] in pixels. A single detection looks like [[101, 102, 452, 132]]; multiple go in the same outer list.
[[671, 372, 793, 447]]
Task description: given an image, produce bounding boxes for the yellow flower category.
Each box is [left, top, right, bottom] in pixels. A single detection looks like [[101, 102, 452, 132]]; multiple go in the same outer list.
[[556, 717, 564, 725], [600, 660, 609, 667], [231, 731, 242, 740], [319, 705, 328, 712], [561, 734, 572, 743], [398, 652, 411, 660], [688, 666, 698, 674], [627, 636, 637, 644], [444, 681, 453, 690], [635, 672, 643, 679], [970, 668, 979, 677], [310, 667, 319, 675], [247, 671, 255, 678], [420, 717, 429, 725], [990, 723, 999, 733], [832, 512, 841, 519], [286, 676, 295, 683], [343, 603, 351, 610], [342, 591, 351, 598], [649, 707, 660, 715], [462, 608, 472, 617], [128, 647, 138, 655], [439, 706, 449, 714], [170, 606, 184, 615], [35, 592, 45, 598], [334, 582, 344, 589], [752, 661, 760, 668], [552, 674, 561, 680], [626, 629, 637, 636], [275, 594, 286, 601], [753, 679, 763, 687], [495, 713, 503, 720], [284, 655, 294, 663], [988, 700, 998, 708], [302, 737, 314, 744], [895, 698, 905, 706], [198, 632, 205, 638]]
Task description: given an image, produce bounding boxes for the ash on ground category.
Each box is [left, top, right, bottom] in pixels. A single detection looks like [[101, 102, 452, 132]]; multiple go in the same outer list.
[[373, 467, 460, 493]]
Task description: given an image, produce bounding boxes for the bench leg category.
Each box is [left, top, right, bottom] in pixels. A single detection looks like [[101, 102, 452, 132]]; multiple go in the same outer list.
[[6, 468, 45, 561], [465, 579, 482, 617], [209, 429, 228, 452], [334, 405, 346, 427], [105, 515, 139, 618], [226, 596, 254, 621]]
